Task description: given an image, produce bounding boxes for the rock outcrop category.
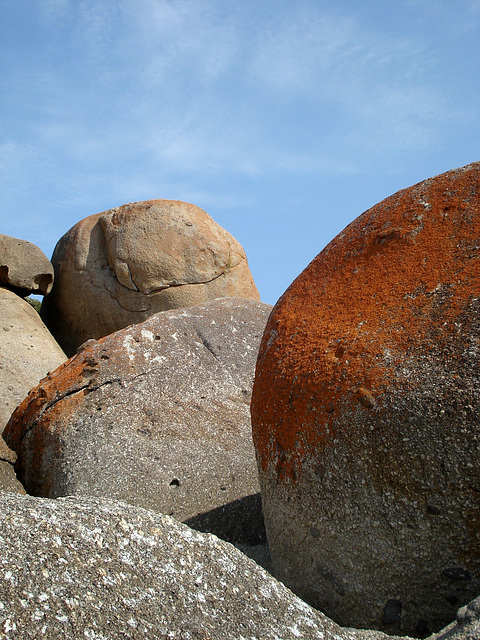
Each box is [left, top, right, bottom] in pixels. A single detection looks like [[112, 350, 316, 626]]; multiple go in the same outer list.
[[0, 288, 66, 432], [251, 162, 480, 636], [41, 200, 260, 355], [0, 492, 384, 640], [0, 234, 54, 295], [0, 436, 24, 494], [0, 492, 477, 640], [5, 298, 271, 547]]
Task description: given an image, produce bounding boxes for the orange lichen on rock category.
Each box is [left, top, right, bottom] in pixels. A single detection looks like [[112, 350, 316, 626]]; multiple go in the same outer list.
[[252, 161, 480, 482], [250, 162, 480, 635]]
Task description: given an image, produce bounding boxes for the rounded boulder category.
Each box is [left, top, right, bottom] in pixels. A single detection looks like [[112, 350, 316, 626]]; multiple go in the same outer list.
[[251, 162, 480, 636], [41, 200, 260, 355], [5, 298, 271, 547], [0, 234, 54, 295], [0, 288, 66, 432]]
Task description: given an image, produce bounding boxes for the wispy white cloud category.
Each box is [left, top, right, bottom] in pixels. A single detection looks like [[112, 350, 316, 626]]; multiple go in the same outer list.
[[247, 4, 466, 157], [3, 0, 478, 199]]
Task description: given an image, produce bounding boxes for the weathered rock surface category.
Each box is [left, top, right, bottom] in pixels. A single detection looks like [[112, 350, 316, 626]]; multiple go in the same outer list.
[[0, 234, 54, 295], [430, 596, 480, 640], [41, 200, 260, 355], [0, 492, 395, 640], [5, 298, 271, 546], [251, 162, 480, 636], [0, 288, 66, 432], [0, 436, 24, 494], [0, 492, 476, 640]]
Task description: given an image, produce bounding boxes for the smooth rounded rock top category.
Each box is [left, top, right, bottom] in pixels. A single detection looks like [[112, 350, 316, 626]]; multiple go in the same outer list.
[[0, 234, 54, 295], [41, 200, 260, 355], [251, 162, 480, 636]]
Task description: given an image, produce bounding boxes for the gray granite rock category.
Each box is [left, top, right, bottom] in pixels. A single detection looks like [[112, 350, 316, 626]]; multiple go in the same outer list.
[[5, 298, 271, 547], [0, 234, 54, 295], [0, 492, 475, 639], [0, 288, 66, 433], [0, 493, 364, 640]]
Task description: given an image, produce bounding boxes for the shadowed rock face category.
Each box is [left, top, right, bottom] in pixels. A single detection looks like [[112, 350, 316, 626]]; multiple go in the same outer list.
[[5, 298, 271, 546], [251, 162, 480, 636], [41, 200, 260, 355], [0, 436, 24, 494]]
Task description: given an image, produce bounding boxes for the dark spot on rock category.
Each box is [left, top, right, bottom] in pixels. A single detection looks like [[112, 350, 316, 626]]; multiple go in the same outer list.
[[443, 567, 472, 581], [169, 478, 180, 487], [381, 599, 402, 625], [426, 503, 441, 515], [415, 618, 430, 637], [314, 465, 325, 478], [310, 527, 320, 539], [76, 339, 97, 353], [84, 355, 98, 367], [445, 593, 460, 604], [335, 345, 344, 359]]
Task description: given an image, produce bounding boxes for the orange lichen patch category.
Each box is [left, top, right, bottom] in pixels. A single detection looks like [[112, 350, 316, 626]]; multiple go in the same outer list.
[[251, 162, 480, 481], [3, 321, 155, 455], [3, 337, 107, 451]]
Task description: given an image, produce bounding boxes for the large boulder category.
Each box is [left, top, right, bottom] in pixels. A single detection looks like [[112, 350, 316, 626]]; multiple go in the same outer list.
[[0, 493, 476, 640], [0, 492, 401, 640], [251, 162, 480, 636], [41, 200, 260, 355], [0, 288, 66, 432], [5, 298, 271, 547], [0, 234, 54, 295]]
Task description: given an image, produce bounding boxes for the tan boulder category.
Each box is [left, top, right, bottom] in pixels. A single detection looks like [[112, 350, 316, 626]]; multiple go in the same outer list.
[[0, 234, 54, 295], [251, 162, 480, 636], [0, 288, 66, 432], [41, 200, 260, 355], [0, 435, 25, 494]]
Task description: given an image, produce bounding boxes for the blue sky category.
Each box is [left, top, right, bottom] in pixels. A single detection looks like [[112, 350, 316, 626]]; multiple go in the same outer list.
[[1, 0, 479, 305]]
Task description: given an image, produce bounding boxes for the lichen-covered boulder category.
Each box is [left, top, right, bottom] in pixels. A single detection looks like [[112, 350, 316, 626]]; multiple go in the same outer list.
[[5, 298, 271, 547], [251, 162, 480, 636], [0, 234, 54, 295], [41, 200, 260, 355], [0, 288, 66, 432]]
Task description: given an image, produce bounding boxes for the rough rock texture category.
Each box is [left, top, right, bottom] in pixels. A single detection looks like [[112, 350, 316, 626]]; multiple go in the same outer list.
[[41, 200, 260, 355], [0, 288, 66, 432], [251, 162, 480, 637], [430, 596, 480, 640], [5, 298, 271, 547], [0, 234, 54, 295], [0, 492, 403, 640], [0, 436, 24, 494], [0, 493, 476, 640]]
